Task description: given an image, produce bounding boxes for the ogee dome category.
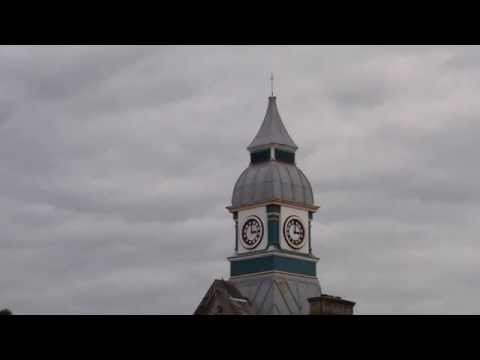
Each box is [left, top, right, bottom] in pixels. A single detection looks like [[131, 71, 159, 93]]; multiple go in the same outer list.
[[230, 96, 316, 210]]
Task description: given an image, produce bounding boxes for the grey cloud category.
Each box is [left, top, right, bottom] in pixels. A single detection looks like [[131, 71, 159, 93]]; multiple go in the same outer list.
[[1, 45, 480, 314]]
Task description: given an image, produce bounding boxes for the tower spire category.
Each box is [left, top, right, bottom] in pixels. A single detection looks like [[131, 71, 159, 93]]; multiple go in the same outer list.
[[270, 72, 274, 97], [247, 90, 298, 152]]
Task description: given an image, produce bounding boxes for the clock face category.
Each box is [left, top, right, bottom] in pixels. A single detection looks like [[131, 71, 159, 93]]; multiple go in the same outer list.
[[241, 216, 264, 250], [283, 216, 305, 249]]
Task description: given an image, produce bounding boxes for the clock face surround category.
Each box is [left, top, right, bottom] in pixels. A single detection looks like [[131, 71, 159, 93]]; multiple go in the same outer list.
[[283, 216, 305, 249], [241, 215, 264, 250]]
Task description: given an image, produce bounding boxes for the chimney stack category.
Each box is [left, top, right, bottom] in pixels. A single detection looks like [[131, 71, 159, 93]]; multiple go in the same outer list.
[[308, 295, 355, 315]]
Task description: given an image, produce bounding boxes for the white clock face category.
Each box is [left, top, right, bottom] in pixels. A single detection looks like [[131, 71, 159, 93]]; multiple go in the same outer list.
[[283, 216, 305, 249], [241, 216, 264, 250]]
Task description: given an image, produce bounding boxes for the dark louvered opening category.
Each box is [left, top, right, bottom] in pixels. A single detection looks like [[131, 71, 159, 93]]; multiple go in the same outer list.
[[250, 149, 270, 164], [275, 149, 295, 164]]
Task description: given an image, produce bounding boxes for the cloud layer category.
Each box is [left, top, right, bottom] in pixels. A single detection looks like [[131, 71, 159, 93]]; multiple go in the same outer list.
[[0, 45, 479, 314]]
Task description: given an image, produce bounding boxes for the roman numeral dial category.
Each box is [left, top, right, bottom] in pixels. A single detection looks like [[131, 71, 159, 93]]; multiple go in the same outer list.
[[241, 216, 264, 250], [284, 216, 305, 249]]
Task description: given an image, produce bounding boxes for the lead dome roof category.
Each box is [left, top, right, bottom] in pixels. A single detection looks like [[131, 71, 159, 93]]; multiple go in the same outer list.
[[231, 161, 314, 208]]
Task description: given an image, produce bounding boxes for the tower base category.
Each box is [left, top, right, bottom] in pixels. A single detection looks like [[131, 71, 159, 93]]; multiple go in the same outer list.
[[229, 271, 322, 315]]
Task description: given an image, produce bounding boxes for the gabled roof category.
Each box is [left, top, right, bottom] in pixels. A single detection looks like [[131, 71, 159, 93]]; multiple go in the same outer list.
[[193, 279, 256, 315], [247, 96, 298, 152]]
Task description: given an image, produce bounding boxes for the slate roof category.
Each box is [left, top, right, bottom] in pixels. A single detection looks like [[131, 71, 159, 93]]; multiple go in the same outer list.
[[193, 278, 355, 315], [193, 279, 256, 315]]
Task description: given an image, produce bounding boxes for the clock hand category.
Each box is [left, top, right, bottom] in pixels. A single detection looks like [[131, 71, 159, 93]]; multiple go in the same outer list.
[[249, 227, 257, 240]]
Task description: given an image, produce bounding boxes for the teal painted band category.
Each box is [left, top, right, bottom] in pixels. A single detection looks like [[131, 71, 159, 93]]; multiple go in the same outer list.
[[266, 204, 281, 214], [250, 149, 270, 164], [230, 255, 317, 277], [275, 148, 295, 164], [268, 218, 279, 247]]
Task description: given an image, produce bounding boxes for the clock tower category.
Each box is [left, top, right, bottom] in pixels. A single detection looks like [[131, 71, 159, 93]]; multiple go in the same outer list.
[[225, 95, 322, 315], [194, 91, 355, 315]]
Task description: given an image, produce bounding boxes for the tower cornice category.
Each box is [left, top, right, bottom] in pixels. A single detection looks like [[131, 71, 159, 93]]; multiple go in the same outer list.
[[226, 200, 320, 214], [228, 248, 319, 262]]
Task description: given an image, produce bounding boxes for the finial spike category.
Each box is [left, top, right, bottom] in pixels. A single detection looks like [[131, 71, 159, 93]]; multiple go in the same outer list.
[[270, 72, 274, 97]]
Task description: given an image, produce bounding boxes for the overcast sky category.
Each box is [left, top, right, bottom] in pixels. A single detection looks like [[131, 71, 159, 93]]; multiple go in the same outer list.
[[1, 45, 479, 314]]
